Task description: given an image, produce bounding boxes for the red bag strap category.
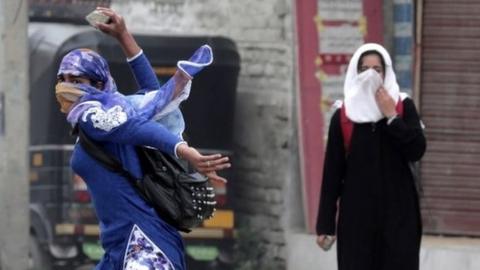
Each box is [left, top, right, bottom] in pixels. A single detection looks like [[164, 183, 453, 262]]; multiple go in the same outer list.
[[340, 104, 353, 152], [340, 98, 404, 153], [396, 97, 404, 117]]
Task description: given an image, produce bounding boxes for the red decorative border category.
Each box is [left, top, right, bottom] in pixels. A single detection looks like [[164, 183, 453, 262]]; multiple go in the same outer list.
[[295, 0, 384, 233], [295, 0, 325, 232]]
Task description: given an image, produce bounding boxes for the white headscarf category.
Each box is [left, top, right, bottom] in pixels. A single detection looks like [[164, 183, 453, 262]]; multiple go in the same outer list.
[[343, 43, 407, 123]]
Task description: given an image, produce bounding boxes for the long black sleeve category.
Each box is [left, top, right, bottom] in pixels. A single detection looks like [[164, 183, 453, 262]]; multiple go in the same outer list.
[[316, 109, 346, 235], [385, 98, 426, 162]]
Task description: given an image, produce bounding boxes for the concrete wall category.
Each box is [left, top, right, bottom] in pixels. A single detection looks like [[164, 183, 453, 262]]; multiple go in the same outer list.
[[111, 0, 303, 268], [0, 1, 30, 269]]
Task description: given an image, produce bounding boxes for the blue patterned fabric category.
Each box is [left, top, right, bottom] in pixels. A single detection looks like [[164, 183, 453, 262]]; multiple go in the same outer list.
[[57, 48, 133, 125], [58, 49, 117, 94], [60, 45, 213, 139], [130, 45, 213, 136], [123, 225, 174, 270], [177, 45, 213, 77], [61, 45, 213, 270]]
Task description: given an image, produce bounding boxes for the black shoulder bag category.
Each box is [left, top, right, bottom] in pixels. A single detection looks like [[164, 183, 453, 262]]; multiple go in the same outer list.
[[77, 128, 216, 232]]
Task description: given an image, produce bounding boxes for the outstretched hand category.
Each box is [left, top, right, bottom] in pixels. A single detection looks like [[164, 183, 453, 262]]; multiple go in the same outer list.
[[205, 171, 228, 184], [176, 144, 231, 183]]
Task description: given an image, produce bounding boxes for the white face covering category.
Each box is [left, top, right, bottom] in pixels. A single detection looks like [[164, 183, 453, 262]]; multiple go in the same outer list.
[[343, 43, 405, 123], [344, 69, 384, 123]]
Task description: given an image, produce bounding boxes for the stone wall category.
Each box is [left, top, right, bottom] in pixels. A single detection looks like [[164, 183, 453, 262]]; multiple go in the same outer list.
[[112, 0, 303, 268]]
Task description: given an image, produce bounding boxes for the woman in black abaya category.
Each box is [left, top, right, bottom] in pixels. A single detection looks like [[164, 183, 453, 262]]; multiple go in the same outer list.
[[315, 43, 426, 270]]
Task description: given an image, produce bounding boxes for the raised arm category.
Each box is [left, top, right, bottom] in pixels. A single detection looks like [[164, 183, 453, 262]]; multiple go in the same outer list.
[[95, 7, 140, 59], [94, 7, 161, 93], [128, 53, 161, 94]]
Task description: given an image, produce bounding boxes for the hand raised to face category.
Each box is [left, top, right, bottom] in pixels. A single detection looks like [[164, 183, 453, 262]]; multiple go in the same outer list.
[[375, 87, 397, 118]]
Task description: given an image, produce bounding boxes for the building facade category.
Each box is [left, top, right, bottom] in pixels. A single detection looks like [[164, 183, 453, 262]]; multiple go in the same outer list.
[[113, 0, 299, 268], [113, 0, 480, 269]]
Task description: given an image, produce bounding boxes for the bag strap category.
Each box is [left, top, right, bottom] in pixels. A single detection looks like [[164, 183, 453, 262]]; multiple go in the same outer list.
[[77, 128, 142, 189], [395, 97, 404, 117], [340, 98, 404, 153], [339, 104, 354, 152]]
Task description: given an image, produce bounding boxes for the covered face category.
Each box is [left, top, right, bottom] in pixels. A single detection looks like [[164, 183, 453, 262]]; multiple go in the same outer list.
[[55, 48, 116, 113], [357, 51, 385, 78], [55, 82, 85, 113], [343, 43, 402, 123]]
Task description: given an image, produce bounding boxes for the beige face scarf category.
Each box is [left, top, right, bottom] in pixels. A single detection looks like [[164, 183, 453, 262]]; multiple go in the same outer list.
[[55, 83, 85, 113], [343, 43, 405, 123]]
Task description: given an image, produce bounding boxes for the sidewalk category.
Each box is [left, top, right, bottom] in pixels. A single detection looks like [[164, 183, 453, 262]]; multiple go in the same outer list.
[[286, 233, 480, 270]]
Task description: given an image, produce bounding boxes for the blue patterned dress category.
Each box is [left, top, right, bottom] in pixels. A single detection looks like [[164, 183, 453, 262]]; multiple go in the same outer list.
[[59, 46, 213, 270]]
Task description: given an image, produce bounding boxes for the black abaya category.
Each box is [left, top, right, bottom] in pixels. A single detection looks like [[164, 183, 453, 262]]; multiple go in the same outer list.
[[316, 98, 426, 270]]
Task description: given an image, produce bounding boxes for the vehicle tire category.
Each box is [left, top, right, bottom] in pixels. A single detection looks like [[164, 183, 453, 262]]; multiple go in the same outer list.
[[29, 235, 52, 270]]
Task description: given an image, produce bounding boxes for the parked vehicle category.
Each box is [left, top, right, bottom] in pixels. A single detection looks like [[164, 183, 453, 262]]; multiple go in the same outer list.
[[28, 22, 239, 269]]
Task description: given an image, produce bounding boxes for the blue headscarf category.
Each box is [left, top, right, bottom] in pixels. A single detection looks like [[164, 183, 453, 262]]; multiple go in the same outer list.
[[57, 49, 134, 124], [57, 48, 117, 94], [57, 45, 214, 132]]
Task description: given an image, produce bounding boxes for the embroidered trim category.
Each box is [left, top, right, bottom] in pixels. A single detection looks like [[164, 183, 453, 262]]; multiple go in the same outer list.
[[82, 105, 127, 132], [123, 225, 174, 270]]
